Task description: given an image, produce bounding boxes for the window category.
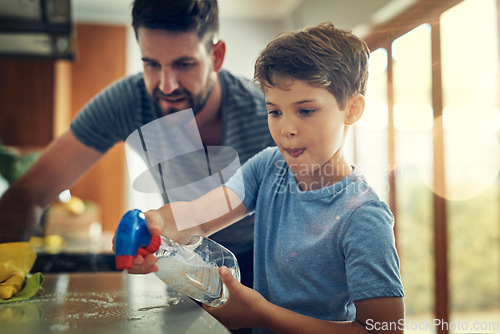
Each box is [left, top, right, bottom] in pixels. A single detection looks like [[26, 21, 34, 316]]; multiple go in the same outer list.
[[440, 0, 500, 328], [360, 0, 500, 332], [357, 48, 390, 203], [392, 23, 435, 326]]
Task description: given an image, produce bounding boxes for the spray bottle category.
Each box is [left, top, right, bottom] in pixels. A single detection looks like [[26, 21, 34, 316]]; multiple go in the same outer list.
[[114, 209, 240, 307]]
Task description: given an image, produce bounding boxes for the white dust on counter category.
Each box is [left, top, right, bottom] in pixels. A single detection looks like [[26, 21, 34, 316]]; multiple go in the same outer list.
[[32, 290, 183, 328]]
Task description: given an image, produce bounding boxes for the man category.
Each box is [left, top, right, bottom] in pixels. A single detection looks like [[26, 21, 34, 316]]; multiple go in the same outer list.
[[0, 0, 274, 289]]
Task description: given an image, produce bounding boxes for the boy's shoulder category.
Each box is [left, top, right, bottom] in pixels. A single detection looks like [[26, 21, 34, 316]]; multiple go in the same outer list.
[[252, 146, 282, 165], [243, 147, 284, 178], [344, 167, 381, 200], [341, 168, 393, 218]]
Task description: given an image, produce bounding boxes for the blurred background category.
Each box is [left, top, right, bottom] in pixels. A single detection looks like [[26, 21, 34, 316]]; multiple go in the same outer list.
[[0, 0, 498, 333]]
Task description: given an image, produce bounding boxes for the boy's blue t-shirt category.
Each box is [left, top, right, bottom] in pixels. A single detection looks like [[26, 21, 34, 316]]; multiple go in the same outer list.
[[226, 147, 404, 322]]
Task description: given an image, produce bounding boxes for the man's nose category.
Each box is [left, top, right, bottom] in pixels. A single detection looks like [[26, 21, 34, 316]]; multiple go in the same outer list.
[[159, 67, 180, 94]]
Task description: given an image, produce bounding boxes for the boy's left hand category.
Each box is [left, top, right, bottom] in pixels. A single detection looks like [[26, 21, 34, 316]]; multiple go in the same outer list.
[[203, 266, 267, 330]]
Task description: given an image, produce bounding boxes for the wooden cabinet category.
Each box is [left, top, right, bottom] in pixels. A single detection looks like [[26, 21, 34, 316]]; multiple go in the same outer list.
[[0, 23, 127, 232], [0, 60, 55, 146]]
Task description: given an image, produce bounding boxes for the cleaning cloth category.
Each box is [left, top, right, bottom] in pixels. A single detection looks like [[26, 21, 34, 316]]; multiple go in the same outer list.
[[0, 242, 44, 302]]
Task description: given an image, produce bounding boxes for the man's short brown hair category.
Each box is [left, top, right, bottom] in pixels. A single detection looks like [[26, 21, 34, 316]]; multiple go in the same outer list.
[[132, 0, 219, 45]]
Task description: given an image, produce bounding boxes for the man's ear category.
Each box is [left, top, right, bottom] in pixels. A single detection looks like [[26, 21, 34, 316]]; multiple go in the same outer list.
[[212, 40, 226, 72], [345, 93, 365, 125]]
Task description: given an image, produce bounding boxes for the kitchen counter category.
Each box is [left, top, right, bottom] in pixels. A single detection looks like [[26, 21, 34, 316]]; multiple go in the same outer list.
[[0, 272, 231, 334], [32, 232, 117, 273]]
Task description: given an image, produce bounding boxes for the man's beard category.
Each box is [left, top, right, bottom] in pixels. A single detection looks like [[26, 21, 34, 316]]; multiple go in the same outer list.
[[151, 76, 215, 117]]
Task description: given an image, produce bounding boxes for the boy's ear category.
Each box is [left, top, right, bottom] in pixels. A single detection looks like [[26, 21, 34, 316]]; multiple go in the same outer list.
[[212, 40, 226, 72], [345, 93, 365, 125]]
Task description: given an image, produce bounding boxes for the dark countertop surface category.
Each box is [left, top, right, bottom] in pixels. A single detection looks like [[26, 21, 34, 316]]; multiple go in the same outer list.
[[0, 272, 230, 334]]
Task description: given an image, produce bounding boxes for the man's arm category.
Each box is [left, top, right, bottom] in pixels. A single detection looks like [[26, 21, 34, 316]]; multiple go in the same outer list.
[[0, 130, 103, 242]]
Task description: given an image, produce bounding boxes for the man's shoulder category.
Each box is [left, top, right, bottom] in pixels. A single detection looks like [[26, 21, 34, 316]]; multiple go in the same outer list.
[[83, 73, 146, 107], [219, 69, 265, 101], [87, 72, 149, 112], [106, 72, 145, 93], [219, 69, 251, 86]]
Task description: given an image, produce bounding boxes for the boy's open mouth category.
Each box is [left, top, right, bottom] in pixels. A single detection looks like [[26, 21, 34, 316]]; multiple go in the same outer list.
[[285, 148, 304, 158]]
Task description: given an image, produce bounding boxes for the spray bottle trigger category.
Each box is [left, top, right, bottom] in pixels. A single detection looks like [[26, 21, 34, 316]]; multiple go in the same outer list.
[[115, 255, 134, 270], [137, 235, 161, 257], [146, 235, 161, 253]]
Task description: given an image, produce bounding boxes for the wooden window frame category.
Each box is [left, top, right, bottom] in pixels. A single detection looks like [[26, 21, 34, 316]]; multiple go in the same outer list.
[[362, 1, 499, 333]]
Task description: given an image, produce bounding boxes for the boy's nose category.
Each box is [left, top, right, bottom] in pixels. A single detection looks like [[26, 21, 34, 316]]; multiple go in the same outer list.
[[159, 68, 180, 94], [281, 118, 298, 137]]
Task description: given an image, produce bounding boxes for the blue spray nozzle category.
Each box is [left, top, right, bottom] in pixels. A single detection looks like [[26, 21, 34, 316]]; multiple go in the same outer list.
[[115, 209, 161, 270]]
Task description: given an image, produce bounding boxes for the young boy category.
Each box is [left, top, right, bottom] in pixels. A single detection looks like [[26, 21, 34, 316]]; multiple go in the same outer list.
[[132, 23, 404, 333]]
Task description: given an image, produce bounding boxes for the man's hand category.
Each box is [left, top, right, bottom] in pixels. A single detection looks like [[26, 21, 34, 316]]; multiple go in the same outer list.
[[203, 266, 268, 330], [0, 130, 103, 243], [0, 242, 36, 299]]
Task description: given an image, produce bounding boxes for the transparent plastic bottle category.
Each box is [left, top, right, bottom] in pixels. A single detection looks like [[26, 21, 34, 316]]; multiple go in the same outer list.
[[154, 235, 241, 307], [114, 209, 240, 307]]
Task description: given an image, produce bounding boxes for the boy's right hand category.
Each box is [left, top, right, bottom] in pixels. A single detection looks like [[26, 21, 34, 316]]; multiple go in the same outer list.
[[127, 252, 159, 274], [126, 205, 197, 274], [124, 209, 164, 274]]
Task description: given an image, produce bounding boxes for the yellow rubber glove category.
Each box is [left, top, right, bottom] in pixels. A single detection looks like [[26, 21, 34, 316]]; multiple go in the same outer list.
[[0, 242, 36, 299]]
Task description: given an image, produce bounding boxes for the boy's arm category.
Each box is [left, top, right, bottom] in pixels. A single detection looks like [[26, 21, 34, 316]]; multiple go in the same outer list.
[[147, 186, 248, 239], [205, 267, 404, 334], [354, 297, 405, 333], [129, 187, 249, 273], [259, 296, 404, 334]]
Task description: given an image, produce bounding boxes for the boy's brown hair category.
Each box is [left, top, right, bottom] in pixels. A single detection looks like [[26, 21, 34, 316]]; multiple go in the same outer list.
[[254, 22, 370, 109]]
